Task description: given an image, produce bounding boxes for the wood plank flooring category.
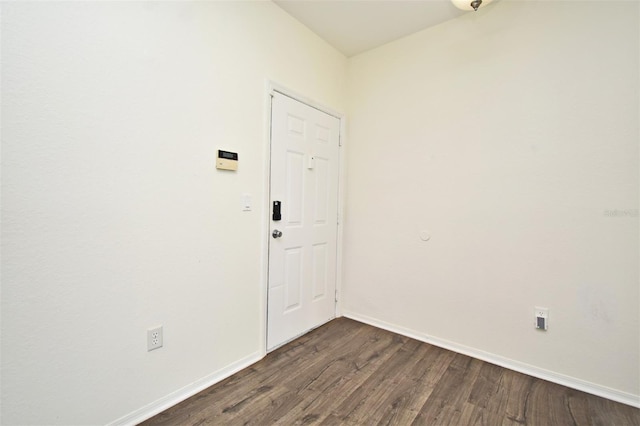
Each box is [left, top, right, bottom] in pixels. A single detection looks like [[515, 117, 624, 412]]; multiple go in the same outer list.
[[141, 318, 640, 425]]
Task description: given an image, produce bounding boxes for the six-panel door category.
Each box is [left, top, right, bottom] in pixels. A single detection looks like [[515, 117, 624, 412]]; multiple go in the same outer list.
[[267, 92, 340, 351]]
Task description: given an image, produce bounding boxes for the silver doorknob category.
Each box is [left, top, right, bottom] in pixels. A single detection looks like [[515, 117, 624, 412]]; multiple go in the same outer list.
[[272, 230, 283, 238]]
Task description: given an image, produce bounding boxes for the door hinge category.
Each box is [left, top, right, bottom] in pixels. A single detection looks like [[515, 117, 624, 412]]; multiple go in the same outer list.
[[338, 134, 342, 147], [335, 289, 338, 303]]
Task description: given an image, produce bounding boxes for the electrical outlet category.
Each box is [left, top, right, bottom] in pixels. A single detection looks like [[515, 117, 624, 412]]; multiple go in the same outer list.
[[535, 307, 549, 330], [147, 326, 163, 351]]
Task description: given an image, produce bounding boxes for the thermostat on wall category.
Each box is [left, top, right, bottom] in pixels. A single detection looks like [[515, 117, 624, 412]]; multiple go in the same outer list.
[[216, 150, 238, 171]]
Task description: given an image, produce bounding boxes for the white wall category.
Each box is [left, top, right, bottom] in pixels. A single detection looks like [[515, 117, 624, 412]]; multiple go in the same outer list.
[[0, 2, 346, 424], [344, 0, 639, 402], [3, 1, 639, 423]]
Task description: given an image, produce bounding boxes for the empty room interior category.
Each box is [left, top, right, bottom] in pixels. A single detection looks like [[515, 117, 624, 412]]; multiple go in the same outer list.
[[1, 0, 639, 424]]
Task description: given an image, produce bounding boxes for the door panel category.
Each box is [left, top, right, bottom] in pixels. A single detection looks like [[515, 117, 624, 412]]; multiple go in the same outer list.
[[314, 157, 329, 223], [284, 247, 302, 311], [267, 92, 340, 351], [312, 243, 327, 300], [286, 151, 305, 225]]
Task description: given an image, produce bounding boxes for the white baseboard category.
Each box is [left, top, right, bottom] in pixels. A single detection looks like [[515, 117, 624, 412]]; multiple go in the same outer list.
[[342, 311, 640, 409], [108, 351, 264, 426]]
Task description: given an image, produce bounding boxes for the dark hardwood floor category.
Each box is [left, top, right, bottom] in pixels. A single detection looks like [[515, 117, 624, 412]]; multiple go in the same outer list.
[[142, 318, 640, 425]]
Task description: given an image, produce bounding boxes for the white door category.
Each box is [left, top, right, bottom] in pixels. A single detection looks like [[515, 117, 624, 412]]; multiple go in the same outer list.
[[267, 92, 340, 351]]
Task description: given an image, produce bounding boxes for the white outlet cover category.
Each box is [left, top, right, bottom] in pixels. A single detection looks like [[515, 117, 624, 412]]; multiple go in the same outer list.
[[147, 326, 163, 351], [534, 307, 549, 330], [535, 307, 549, 318]]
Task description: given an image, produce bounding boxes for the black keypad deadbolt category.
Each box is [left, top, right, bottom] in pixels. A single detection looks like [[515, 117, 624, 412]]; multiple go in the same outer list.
[[272, 201, 282, 221]]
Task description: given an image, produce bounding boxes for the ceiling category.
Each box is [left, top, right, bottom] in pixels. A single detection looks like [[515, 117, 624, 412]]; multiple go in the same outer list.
[[273, 0, 467, 57]]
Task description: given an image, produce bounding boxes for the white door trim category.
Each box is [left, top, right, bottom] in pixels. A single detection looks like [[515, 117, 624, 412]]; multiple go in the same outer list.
[[260, 80, 346, 354], [269, 82, 343, 119]]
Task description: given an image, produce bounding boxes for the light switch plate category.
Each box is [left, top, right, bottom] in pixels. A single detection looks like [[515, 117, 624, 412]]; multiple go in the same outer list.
[[242, 193, 252, 211]]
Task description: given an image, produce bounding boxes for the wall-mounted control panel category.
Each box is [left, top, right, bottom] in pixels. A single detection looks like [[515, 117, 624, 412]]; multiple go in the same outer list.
[[216, 150, 238, 171]]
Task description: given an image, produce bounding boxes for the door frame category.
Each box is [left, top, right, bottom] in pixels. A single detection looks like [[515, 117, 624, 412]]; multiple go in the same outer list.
[[260, 81, 346, 354]]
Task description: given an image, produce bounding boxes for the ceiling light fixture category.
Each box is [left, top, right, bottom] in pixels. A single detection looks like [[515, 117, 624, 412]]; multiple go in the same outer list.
[[451, 0, 493, 12]]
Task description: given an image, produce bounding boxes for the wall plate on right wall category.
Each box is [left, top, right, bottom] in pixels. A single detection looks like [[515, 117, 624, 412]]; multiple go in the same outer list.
[[535, 307, 549, 331]]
